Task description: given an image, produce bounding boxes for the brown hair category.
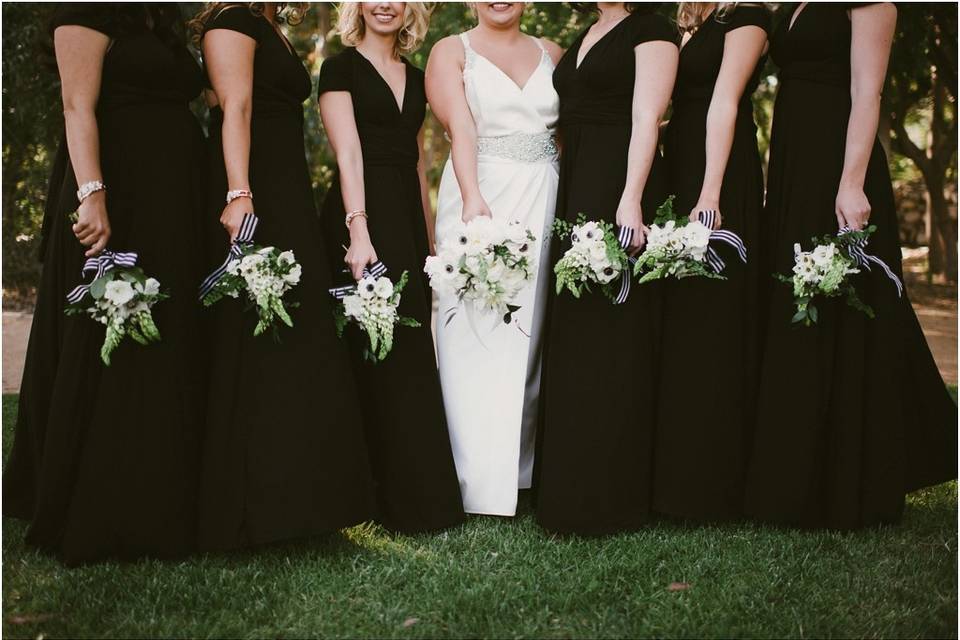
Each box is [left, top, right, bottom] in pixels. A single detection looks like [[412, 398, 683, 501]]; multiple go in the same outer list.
[[188, 3, 308, 45]]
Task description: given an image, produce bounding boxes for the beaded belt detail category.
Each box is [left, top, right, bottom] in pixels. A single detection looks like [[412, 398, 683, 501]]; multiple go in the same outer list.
[[476, 132, 558, 163]]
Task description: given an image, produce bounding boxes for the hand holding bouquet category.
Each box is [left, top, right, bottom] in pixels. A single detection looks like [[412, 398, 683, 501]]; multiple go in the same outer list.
[[424, 216, 536, 324], [776, 224, 900, 326], [199, 213, 301, 338], [331, 266, 421, 363], [552, 215, 631, 303], [633, 196, 746, 283], [65, 252, 167, 365]]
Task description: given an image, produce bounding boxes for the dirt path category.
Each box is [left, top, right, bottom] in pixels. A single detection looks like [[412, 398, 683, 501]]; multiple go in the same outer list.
[[2, 287, 956, 393]]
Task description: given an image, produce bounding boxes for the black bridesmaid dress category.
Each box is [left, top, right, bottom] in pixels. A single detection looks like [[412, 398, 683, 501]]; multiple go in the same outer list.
[[535, 10, 677, 535], [745, 3, 957, 530], [654, 6, 772, 521], [198, 6, 375, 550], [316, 48, 464, 533], [2, 3, 207, 565]]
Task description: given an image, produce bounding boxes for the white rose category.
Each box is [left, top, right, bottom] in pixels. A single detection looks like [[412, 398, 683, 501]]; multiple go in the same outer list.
[[374, 277, 394, 299], [142, 278, 161, 297], [283, 263, 302, 285], [680, 222, 711, 260], [103, 280, 136, 306]]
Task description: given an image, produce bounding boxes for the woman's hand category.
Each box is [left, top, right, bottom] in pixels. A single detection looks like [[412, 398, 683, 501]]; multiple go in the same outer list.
[[345, 218, 378, 280], [220, 196, 253, 241], [72, 190, 111, 256], [689, 197, 722, 229], [835, 183, 871, 230], [615, 198, 647, 255], [461, 195, 493, 224]]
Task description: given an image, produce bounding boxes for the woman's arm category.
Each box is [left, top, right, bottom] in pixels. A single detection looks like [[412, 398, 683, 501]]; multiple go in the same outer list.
[[425, 36, 492, 222], [319, 90, 378, 279], [54, 25, 110, 256], [203, 28, 256, 241], [417, 127, 436, 254], [618, 40, 678, 252], [692, 23, 768, 228], [836, 2, 897, 230]]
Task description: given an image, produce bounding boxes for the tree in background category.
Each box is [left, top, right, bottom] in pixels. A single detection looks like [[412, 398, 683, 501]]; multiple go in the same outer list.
[[886, 3, 957, 283]]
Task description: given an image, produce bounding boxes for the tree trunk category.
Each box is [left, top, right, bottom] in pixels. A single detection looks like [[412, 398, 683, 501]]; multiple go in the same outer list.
[[925, 169, 958, 282]]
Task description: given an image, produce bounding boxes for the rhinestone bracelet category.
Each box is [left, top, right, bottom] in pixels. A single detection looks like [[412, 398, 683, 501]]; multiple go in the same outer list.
[[76, 180, 105, 203], [226, 189, 253, 204], [345, 209, 368, 228]]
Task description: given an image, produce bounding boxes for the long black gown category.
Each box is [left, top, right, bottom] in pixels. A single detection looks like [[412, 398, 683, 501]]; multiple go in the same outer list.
[[198, 6, 375, 551], [2, 3, 207, 565], [535, 10, 677, 535], [316, 48, 464, 533], [655, 6, 771, 521], [745, 3, 957, 530]]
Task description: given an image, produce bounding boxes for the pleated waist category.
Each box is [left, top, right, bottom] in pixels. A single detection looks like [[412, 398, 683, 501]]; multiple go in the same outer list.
[[357, 123, 419, 168]]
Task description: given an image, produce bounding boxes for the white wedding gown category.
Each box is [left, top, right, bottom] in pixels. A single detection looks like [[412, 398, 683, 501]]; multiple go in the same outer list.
[[435, 32, 560, 516]]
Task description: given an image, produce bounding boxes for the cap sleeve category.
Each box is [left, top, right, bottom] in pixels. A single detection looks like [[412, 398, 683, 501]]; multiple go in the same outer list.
[[628, 13, 680, 48], [723, 5, 773, 35], [317, 50, 354, 96], [50, 3, 118, 38], [204, 4, 262, 43]]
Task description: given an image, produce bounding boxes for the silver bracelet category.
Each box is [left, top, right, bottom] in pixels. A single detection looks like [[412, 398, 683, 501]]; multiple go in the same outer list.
[[226, 189, 253, 204], [76, 180, 105, 203]]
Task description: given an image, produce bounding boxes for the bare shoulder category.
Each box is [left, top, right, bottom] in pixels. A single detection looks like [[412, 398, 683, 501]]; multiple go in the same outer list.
[[429, 34, 466, 63], [539, 38, 565, 66]]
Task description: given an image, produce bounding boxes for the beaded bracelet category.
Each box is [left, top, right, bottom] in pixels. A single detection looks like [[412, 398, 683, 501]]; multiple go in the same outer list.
[[345, 209, 368, 228], [76, 180, 105, 203], [226, 189, 253, 204]]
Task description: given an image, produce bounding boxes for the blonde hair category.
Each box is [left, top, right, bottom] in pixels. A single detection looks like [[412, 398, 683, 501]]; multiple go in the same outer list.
[[189, 3, 307, 45], [335, 2, 433, 56], [676, 2, 739, 34]]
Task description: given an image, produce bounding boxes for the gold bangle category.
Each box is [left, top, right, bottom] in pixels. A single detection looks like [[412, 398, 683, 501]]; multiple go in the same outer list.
[[345, 210, 368, 228]]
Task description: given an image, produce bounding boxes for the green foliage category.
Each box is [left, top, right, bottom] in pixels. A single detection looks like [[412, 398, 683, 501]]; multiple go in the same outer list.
[[2, 395, 958, 638]]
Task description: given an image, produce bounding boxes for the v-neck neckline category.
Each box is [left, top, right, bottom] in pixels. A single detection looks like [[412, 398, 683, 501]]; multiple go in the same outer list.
[[679, 9, 716, 52], [355, 48, 408, 114], [575, 12, 632, 70], [463, 33, 545, 93], [263, 16, 297, 57], [787, 2, 809, 33]]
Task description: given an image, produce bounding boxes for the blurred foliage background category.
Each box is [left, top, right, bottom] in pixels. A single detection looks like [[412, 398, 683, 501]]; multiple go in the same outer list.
[[2, 2, 957, 301]]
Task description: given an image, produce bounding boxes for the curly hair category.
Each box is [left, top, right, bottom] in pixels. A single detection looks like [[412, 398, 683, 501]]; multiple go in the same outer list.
[[188, 2, 307, 45], [335, 2, 434, 57], [676, 2, 742, 34]]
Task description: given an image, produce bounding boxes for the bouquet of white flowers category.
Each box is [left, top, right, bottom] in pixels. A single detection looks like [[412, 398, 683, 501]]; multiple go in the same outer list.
[[330, 264, 421, 363], [776, 225, 901, 326], [633, 196, 747, 284], [424, 216, 536, 325], [199, 213, 301, 338], [552, 215, 632, 303], [64, 251, 167, 365]]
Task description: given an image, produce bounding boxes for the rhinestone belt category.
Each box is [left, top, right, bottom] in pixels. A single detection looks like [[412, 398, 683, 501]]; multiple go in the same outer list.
[[476, 131, 558, 163]]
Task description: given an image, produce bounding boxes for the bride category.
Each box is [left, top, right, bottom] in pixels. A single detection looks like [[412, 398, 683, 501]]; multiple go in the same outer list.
[[425, 2, 562, 517]]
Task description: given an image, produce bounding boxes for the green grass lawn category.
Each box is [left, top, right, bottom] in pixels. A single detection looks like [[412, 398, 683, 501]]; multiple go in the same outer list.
[[2, 393, 957, 639]]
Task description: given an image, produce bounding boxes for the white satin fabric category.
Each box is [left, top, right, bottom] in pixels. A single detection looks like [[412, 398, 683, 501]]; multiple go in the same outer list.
[[435, 32, 560, 516]]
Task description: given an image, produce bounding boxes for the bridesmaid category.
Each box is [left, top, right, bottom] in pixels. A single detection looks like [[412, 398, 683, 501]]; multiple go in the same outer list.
[[317, 2, 464, 533], [654, 3, 771, 521], [746, 3, 957, 530], [193, 2, 375, 550], [535, 2, 678, 535], [2, 3, 207, 564]]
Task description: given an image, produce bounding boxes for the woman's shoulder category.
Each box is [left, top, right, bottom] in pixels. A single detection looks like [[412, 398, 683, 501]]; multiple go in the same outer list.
[[317, 48, 357, 96], [625, 10, 679, 47], [203, 3, 265, 41], [721, 4, 774, 34], [49, 3, 128, 38]]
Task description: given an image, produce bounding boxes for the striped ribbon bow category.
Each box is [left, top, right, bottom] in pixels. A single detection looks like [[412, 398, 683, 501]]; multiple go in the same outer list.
[[328, 261, 388, 300], [198, 213, 259, 299], [65, 250, 139, 304], [614, 226, 637, 305], [698, 210, 747, 274], [839, 226, 903, 297]]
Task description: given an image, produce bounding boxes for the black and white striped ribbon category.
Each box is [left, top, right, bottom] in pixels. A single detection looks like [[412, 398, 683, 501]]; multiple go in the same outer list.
[[198, 213, 259, 299], [65, 250, 139, 304], [328, 261, 388, 300], [614, 226, 636, 305], [839, 225, 903, 297], [698, 210, 747, 274]]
